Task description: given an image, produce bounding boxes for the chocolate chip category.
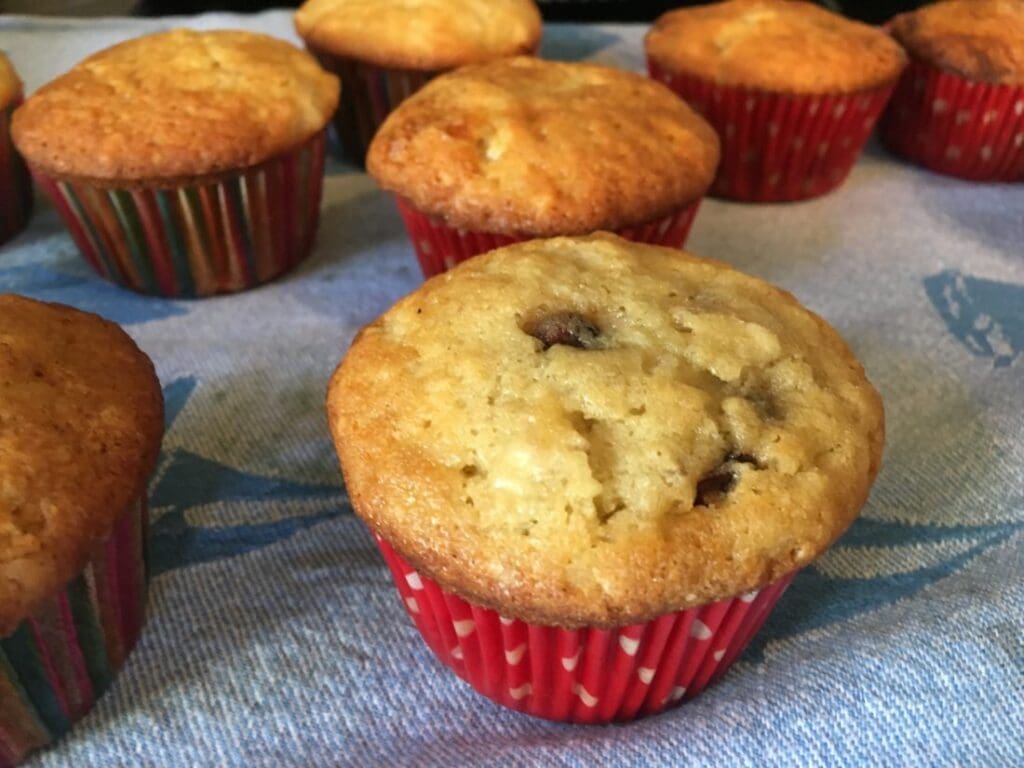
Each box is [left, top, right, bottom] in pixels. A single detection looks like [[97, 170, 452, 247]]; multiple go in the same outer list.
[[526, 312, 601, 351], [693, 453, 760, 507]]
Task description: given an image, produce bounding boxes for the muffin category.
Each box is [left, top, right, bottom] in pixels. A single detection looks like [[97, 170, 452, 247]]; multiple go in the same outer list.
[[12, 30, 339, 297], [0, 295, 163, 764], [0, 53, 32, 246], [368, 57, 720, 277], [295, 0, 542, 163], [326, 234, 885, 723], [881, 0, 1024, 181], [646, 0, 907, 201]]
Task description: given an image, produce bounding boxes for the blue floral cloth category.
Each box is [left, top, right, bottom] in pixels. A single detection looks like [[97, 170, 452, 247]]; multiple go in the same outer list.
[[1, 12, 1022, 767]]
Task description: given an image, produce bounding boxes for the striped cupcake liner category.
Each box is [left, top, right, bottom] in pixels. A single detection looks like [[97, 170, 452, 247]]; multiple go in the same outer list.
[[648, 59, 896, 202], [374, 533, 795, 723], [308, 49, 438, 164], [0, 102, 33, 247], [879, 57, 1024, 181], [30, 131, 327, 298], [395, 196, 704, 278], [0, 496, 147, 767]]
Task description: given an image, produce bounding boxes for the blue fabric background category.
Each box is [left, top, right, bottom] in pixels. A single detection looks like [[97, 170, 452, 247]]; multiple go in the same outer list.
[[1, 13, 1022, 767]]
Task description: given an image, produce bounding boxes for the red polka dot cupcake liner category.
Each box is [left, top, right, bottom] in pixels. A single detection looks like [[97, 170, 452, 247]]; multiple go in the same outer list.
[[0, 497, 147, 767], [374, 533, 795, 724], [879, 57, 1024, 181], [0, 102, 33, 247], [648, 60, 896, 202], [308, 50, 439, 164], [394, 196, 704, 278], [29, 130, 327, 298]]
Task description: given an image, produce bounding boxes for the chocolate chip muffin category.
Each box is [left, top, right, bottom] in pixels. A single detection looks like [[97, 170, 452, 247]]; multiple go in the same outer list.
[[326, 234, 885, 721]]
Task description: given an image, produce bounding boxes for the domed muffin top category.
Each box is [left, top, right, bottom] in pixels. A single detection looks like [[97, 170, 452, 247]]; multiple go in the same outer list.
[[646, 0, 907, 93], [890, 0, 1024, 84], [328, 235, 885, 628], [0, 295, 163, 635], [295, 0, 541, 70], [368, 58, 720, 236], [12, 29, 340, 184]]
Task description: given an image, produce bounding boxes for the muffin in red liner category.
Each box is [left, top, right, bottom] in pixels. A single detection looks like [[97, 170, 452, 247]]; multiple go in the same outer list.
[[295, 0, 542, 163], [11, 30, 339, 297], [881, 1, 1024, 181], [369, 58, 719, 277], [0, 295, 163, 765], [0, 55, 31, 247], [646, 0, 906, 202], [327, 235, 886, 723], [376, 533, 795, 723]]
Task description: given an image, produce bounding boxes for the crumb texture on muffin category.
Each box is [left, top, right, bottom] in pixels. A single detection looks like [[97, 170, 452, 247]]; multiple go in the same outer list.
[[646, 0, 906, 93], [295, 0, 541, 69], [890, 0, 1024, 84], [368, 58, 720, 236], [328, 235, 885, 628], [0, 295, 163, 635], [0, 53, 21, 110], [11, 29, 340, 184]]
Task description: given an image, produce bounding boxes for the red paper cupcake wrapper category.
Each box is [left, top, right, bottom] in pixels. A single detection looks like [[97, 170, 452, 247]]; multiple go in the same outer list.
[[0, 102, 33, 247], [0, 496, 148, 767], [879, 57, 1024, 181], [30, 130, 327, 297], [649, 60, 896, 202], [395, 196, 703, 278], [309, 50, 439, 164], [374, 533, 795, 723]]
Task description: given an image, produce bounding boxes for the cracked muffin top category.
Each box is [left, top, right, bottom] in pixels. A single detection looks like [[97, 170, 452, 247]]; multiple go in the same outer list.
[[11, 29, 339, 184], [0, 295, 163, 635], [367, 57, 720, 236], [327, 234, 885, 628], [646, 0, 906, 93], [295, 0, 541, 70], [889, 0, 1024, 85], [0, 53, 21, 111]]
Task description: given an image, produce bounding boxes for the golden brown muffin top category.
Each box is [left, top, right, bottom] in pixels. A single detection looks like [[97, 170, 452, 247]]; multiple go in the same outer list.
[[295, 0, 542, 69], [11, 29, 339, 185], [890, 0, 1024, 84], [0, 296, 163, 636], [367, 58, 720, 236], [0, 53, 22, 110], [646, 0, 907, 93], [328, 235, 885, 628]]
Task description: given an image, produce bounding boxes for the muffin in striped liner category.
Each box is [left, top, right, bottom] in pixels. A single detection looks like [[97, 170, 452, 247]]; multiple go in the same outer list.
[[12, 30, 339, 297], [327, 235, 885, 722], [369, 58, 719, 277], [0, 295, 163, 764], [0, 53, 31, 247], [881, 1, 1024, 181], [646, 0, 906, 202], [295, 0, 541, 164]]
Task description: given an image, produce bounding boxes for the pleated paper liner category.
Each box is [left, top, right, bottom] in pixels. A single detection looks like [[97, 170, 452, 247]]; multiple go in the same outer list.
[[374, 533, 795, 724], [395, 196, 704, 278], [879, 57, 1024, 181], [30, 130, 327, 298], [0, 497, 147, 768], [648, 59, 896, 202], [0, 102, 33, 247], [308, 49, 438, 165]]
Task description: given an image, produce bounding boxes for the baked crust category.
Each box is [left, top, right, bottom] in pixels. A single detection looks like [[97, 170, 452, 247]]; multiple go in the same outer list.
[[367, 57, 720, 236], [646, 0, 907, 94], [11, 29, 339, 184], [0, 295, 164, 636], [0, 53, 21, 111], [890, 0, 1024, 84], [294, 0, 541, 70], [327, 234, 885, 628]]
